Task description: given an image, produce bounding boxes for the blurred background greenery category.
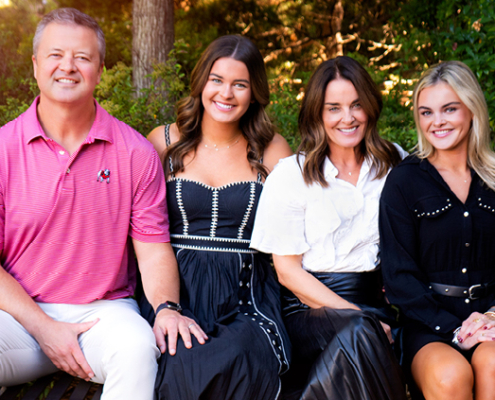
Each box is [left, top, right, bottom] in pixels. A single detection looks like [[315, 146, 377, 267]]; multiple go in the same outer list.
[[1, 0, 494, 151]]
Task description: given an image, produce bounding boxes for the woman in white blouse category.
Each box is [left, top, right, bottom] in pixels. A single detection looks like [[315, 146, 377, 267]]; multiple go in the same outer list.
[[251, 56, 407, 400]]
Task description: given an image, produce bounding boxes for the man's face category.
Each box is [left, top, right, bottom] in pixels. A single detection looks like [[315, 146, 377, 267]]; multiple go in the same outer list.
[[32, 23, 103, 106]]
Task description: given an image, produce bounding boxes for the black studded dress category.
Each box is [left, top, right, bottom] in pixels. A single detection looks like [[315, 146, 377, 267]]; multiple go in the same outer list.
[[140, 125, 290, 400]]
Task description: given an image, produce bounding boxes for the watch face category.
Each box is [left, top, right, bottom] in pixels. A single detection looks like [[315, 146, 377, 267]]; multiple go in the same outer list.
[[156, 301, 182, 315], [166, 301, 180, 309]]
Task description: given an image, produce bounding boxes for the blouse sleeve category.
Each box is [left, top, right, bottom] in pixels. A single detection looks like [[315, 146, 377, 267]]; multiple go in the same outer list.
[[251, 157, 310, 256], [379, 169, 461, 334]]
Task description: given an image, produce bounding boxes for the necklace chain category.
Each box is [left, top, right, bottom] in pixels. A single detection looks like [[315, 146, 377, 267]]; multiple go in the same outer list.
[[203, 135, 241, 151]]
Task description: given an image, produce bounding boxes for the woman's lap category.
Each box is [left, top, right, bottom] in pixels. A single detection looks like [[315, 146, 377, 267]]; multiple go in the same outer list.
[[155, 313, 282, 400], [282, 307, 407, 400]]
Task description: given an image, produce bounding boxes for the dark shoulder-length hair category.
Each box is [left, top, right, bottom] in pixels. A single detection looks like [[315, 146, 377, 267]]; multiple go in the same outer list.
[[166, 35, 274, 179], [297, 56, 401, 187]]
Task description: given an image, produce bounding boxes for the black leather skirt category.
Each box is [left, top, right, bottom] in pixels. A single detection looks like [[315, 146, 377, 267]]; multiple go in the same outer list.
[[281, 270, 407, 400]]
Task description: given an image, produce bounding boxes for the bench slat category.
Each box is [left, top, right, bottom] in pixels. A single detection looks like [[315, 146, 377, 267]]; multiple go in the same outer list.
[[46, 373, 73, 400], [92, 385, 103, 400], [69, 380, 92, 400], [1, 385, 24, 400], [22, 374, 54, 400]]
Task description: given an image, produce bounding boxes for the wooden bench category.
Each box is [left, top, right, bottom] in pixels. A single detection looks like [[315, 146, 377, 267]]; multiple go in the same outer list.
[[0, 372, 102, 400]]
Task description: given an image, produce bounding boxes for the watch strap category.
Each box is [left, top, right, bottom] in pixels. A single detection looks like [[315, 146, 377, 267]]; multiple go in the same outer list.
[[156, 301, 182, 315]]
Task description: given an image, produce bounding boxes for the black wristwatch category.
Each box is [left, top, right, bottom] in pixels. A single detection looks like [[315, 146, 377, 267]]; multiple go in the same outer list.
[[156, 301, 183, 315]]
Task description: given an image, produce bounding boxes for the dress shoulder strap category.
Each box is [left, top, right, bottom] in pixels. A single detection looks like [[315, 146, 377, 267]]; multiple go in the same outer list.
[[164, 124, 174, 177], [164, 124, 171, 146]]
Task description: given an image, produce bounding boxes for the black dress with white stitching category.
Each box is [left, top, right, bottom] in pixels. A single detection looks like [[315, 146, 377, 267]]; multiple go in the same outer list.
[[140, 125, 290, 400]]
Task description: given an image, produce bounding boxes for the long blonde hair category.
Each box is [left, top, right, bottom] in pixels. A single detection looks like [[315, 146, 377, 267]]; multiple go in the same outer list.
[[413, 61, 495, 191]]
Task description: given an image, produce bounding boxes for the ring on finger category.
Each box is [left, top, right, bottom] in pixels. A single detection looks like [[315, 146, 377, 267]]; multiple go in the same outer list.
[[474, 318, 481, 323], [188, 323, 194, 329]]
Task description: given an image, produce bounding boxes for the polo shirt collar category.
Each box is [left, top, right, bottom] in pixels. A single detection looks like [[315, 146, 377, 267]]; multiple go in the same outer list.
[[25, 96, 114, 145]]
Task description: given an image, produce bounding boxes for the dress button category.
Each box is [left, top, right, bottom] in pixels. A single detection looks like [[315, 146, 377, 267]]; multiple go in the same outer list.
[[66, 168, 70, 174], [239, 281, 243, 287], [464, 211, 469, 217], [239, 300, 243, 305], [465, 243, 470, 247], [465, 299, 471, 304], [248, 264, 253, 270], [435, 326, 440, 331], [59, 150, 65, 155], [462, 268, 467, 273]]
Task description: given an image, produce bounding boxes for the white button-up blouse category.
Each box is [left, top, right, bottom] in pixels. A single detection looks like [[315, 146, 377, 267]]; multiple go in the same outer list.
[[251, 150, 405, 273]]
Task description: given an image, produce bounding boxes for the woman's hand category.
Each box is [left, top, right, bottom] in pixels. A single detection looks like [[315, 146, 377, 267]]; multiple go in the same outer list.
[[456, 325, 495, 350], [457, 311, 495, 343], [379, 321, 394, 344]]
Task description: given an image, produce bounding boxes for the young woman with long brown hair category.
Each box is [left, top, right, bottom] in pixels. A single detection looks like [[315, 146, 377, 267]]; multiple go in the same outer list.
[[251, 56, 407, 399], [141, 35, 292, 399]]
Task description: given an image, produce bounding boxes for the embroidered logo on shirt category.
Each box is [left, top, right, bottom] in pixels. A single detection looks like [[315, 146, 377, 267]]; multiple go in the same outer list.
[[97, 169, 111, 184]]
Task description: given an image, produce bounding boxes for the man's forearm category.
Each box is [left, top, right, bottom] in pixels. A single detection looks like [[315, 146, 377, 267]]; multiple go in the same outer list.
[[133, 240, 180, 311], [0, 264, 53, 338]]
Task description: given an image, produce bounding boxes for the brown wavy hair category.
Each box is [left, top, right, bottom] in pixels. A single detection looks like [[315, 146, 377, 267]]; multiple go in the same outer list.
[[166, 35, 275, 179], [297, 56, 401, 187]]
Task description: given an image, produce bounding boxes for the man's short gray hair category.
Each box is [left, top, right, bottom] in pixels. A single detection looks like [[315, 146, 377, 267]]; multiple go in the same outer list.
[[33, 8, 105, 63]]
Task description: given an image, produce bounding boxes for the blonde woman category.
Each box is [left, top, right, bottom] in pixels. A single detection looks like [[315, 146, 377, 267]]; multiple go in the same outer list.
[[380, 61, 495, 400]]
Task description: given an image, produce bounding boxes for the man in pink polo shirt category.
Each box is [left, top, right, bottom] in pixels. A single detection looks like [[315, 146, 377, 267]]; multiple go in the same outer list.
[[0, 8, 206, 399]]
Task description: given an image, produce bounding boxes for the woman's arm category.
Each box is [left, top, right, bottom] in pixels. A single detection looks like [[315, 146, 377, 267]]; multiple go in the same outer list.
[[273, 254, 358, 310], [379, 168, 461, 334], [147, 124, 180, 165], [262, 133, 293, 173]]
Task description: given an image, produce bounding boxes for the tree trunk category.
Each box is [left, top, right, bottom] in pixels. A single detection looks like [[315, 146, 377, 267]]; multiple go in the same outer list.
[[326, 0, 344, 59], [132, 0, 174, 93]]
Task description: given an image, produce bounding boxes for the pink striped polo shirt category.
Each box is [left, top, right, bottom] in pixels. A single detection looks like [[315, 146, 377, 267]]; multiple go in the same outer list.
[[0, 98, 170, 304]]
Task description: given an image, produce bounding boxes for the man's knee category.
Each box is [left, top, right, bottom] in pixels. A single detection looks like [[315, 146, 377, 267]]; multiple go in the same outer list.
[[80, 301, 159, 382]]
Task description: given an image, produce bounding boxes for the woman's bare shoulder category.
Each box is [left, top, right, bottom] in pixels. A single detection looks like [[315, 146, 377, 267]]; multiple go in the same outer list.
[[263, 133, 293, 173], [147, 123, 180, 162]]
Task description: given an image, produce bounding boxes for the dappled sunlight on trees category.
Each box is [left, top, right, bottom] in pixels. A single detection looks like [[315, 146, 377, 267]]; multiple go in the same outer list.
[[1, 0, 494, 151]]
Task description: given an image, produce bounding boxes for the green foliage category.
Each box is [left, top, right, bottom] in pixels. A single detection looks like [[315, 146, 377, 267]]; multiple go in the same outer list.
[[267, 85, 301, 151], [1, 0, 494, 149], [56, 0, 133, 68], [436, 0, 495, 131], [379, 94, 417, 152], [0, 77, 38, 126], [0, 1, 38, 105], [391, 0, 495, 134], [95, 47, 186, 135]]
